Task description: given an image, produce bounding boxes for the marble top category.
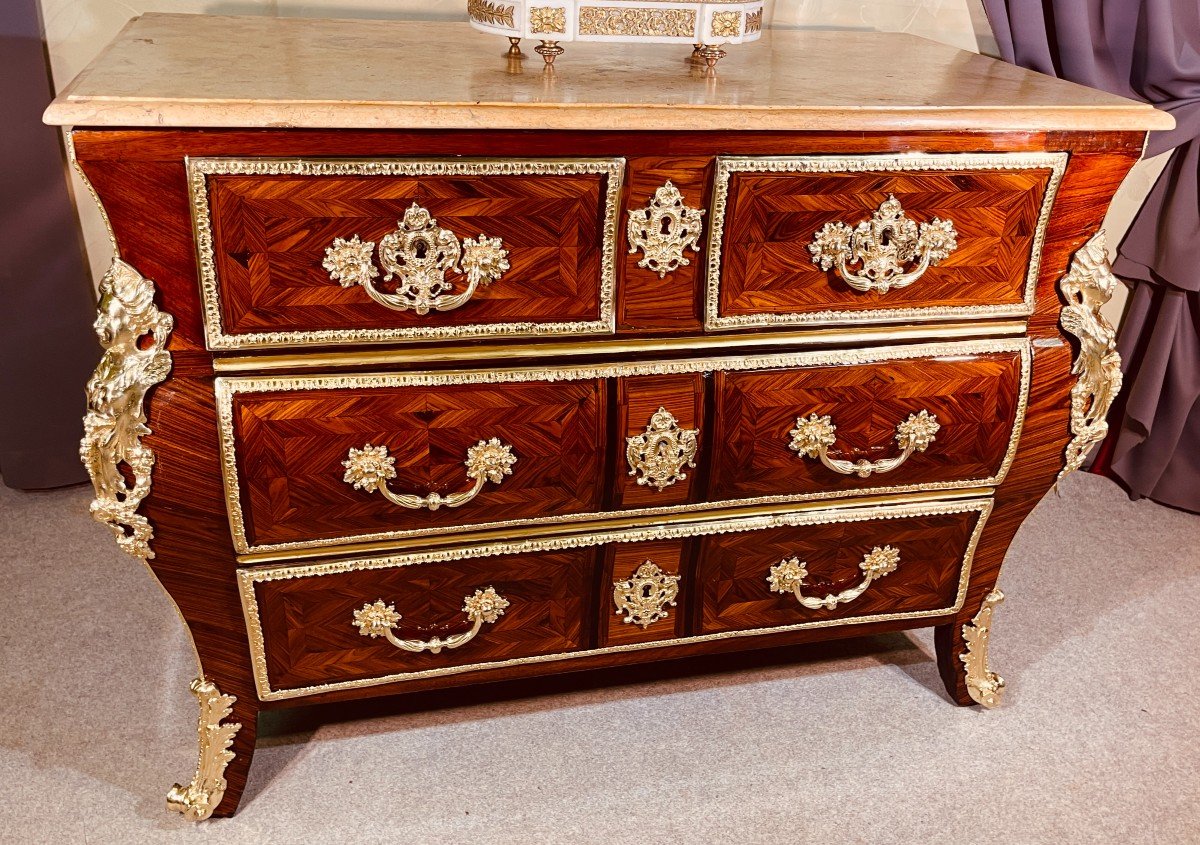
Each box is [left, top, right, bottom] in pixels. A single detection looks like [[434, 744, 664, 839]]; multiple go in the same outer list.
[[44, 13, 1173, 132]]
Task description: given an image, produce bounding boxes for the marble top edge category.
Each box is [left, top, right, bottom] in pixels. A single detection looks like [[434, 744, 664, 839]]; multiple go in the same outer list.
[[45, 13, 1174, 132]]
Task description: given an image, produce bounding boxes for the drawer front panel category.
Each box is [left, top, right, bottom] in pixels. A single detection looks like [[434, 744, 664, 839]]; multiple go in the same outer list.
[[706, 152, 1066, 329], [697, 508, 983, 634], [709, 347, 1027, 502], [239, 497, 991, 701], [188, 157, 624, 349], [616, 373, 706, 509], [220, 378, 607, 551], [218, 338, 1025, 555], [601, 539, 690, 647], [249, 548, 595, 692]]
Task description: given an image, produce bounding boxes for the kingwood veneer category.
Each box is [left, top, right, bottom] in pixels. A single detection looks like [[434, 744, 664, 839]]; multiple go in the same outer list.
[[46, 13, 1171, 820]]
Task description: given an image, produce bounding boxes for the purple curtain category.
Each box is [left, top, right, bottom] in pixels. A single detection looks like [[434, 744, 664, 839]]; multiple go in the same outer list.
[[0, 0, 98, 489], [983, 0, 1200, 513]]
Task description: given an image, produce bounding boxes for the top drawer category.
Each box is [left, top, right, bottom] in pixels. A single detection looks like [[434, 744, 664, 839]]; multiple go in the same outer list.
[[186, 157, 624, 350], [705, 152, 1067, 330]]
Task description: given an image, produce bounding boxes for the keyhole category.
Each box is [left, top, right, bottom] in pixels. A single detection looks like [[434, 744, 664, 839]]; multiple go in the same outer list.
[[642, 584, 653, 598], [661, 217, 674, 235], [880, 231, 891, 246], [414, 241, 428, 259]]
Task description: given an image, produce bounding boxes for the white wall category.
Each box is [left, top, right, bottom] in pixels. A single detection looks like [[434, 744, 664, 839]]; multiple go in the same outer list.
[[41, 0, 1154, 324]]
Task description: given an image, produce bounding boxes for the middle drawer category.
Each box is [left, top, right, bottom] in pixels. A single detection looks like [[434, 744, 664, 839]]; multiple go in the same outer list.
[[216, 337, 1028, 554]]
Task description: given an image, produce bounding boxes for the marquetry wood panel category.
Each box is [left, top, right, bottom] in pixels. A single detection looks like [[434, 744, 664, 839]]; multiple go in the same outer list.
[[230, 379, 606, 548], [203, 169, 610, 338], [619, 157, 709, 331], [614, 373, 706, 508], [714, 166, 1054, 318], [254, 549, 596, 690], [72, 127, 1142, 360], [600, 540, 691, 647], [696, 509, 981, 634], [709, 350, 1024, 500]]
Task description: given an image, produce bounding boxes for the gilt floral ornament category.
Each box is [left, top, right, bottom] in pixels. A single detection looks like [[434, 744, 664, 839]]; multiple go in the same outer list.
[[894, 410, 940, 452], [463, 587, 510, 624], [322, 235, 379, 288], [342, 444, 397, 491], [353, 600, 402, 637], [465, 437, 518, 483]]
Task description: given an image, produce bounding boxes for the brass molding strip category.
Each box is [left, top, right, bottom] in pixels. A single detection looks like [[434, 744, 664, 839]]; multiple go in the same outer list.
[[238, 496, 993, 701], [211, 320, 1028, 373], [66, 131, 118, 258], [216, 337, 1030, 557], [186, 156, 625, 351], [705, 151, 1068, 331]]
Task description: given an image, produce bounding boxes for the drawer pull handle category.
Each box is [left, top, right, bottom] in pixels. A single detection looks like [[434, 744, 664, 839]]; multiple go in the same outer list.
[[342, 438, 517, 511], [808, 195, 958, 294], [353, 588, 509, 654], [626, 407, 699, 491], [613, 560, 681, 629], [322, 202, 509, 315], [789, 410, 939, 478], [768, 546, 900, 611], [626, 181, 705, 278]]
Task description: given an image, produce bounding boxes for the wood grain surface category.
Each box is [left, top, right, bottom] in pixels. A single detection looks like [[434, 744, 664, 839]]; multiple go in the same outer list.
[[205, 169, 608, 337], [230, 378, 607, 548], [715, 166, 1054, 318], [600, 539, 691, 647], [696, 509, 981, 634], [255, 549, 596, 691], [710, 350, 1025, 500]]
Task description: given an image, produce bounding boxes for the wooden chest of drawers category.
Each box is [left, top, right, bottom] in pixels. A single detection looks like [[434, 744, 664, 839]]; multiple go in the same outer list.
[[46, 13, 1171, 820]]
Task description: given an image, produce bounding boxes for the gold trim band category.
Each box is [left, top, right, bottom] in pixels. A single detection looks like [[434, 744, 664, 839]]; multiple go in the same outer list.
[[211, 321, 1028, 373], [186, 156, 624, 350], [215, 337, 1029, 556], [238, 496, 993, 701], [705, 151, 1068, 330]]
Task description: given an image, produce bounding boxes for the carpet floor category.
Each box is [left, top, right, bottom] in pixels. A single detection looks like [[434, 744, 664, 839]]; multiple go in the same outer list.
[[1, 472, 1197, 844]]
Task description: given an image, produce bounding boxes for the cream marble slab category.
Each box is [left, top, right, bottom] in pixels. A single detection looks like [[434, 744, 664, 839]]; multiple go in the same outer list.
[[44, 12, 1172, 131]]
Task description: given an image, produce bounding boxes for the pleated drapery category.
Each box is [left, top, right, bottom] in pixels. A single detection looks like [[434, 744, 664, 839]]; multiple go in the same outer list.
[[983, 0, 1200, 512]]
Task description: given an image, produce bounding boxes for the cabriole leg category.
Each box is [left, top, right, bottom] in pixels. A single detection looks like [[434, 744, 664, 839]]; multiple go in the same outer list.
[[167, 677, 258, 820], [935, 588, 1006, 708]]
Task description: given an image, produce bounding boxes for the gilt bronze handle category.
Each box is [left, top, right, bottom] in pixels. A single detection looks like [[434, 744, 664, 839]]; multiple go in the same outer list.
[[342, 438, 517, 510], [352, 588, 509, 654], [323, 201, 509, 314], [808, 195, 957, 294], [788, 410, 939, 478], [767, 546, 901, 611]]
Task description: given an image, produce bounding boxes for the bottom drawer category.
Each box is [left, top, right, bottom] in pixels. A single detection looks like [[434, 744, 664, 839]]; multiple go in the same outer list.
[[696, 506, 987, 634], [242, 549, 595, 694], [239, 497, 992, 701]]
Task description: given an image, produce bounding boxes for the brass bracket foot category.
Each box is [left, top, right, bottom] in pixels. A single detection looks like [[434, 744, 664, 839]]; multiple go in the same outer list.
[[960, 589, 1006, 708], [166, 678, 242, 821], [535, 39, 564, 65]]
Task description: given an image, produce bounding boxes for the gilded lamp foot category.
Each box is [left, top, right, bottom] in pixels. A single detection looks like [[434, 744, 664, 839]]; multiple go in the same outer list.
[[166, 678, 242, 821], [535, 40, 564, 65], [960, 589, 1006, 708], [697, 44, 726, 69]]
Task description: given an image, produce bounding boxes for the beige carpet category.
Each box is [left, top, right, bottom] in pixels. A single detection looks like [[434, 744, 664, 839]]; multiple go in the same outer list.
[[2, 472, 1198, 844]]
